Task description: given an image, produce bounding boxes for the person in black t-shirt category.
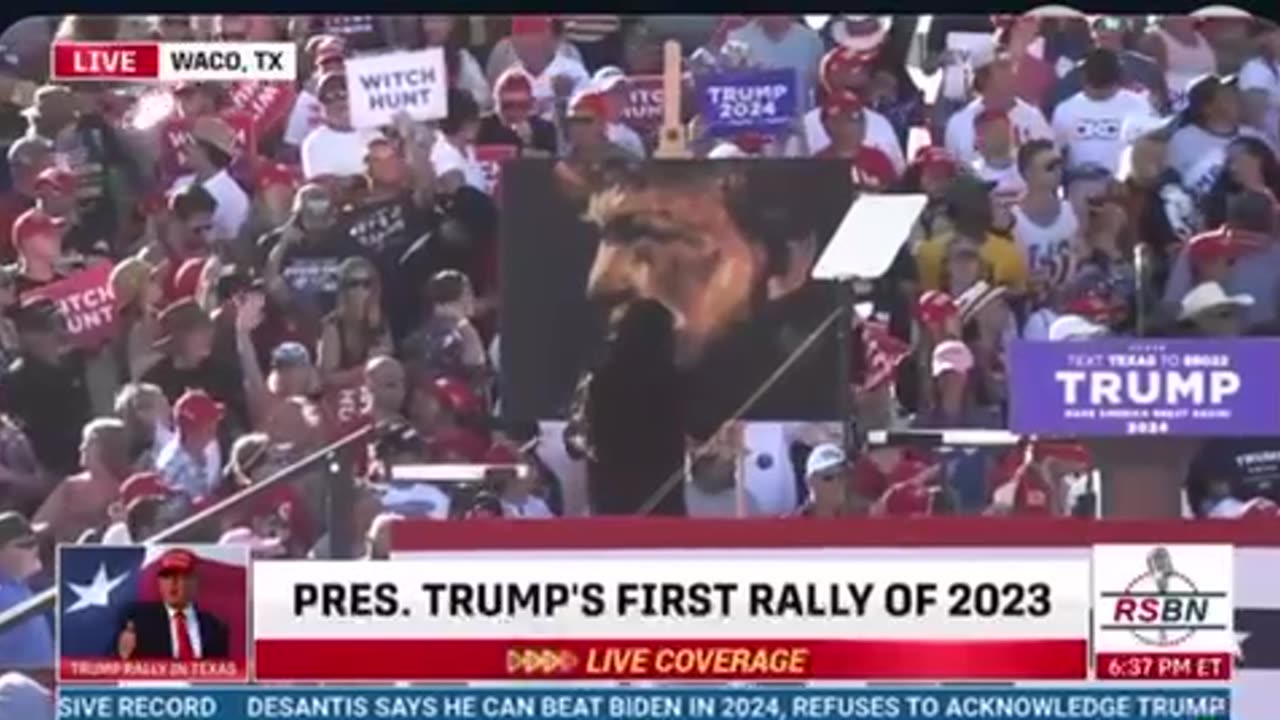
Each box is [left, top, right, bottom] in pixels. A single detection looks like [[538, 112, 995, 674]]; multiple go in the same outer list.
[[340, 137, 444, 340], [0, 299, 91, 476], [476, 68, 558, 157], [142, 298, 245, 440], [264, 183, 367, 332]]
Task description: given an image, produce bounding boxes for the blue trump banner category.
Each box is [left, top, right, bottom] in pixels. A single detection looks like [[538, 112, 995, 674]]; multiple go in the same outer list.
[[57, 686, 1230, 720], [1008, 338, 1280, 437], [57, 544, 249, 683], [697, 69, 797, 137]]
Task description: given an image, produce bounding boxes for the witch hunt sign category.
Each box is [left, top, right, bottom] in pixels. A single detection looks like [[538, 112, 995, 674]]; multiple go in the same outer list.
[[347, 48, 449, 129]]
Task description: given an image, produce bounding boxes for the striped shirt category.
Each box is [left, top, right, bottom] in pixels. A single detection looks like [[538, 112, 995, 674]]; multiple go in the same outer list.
[[560, 15, 622, 44]]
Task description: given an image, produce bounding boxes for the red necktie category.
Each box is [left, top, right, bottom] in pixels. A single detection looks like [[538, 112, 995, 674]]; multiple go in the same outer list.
[[171, 610, 196, 660]]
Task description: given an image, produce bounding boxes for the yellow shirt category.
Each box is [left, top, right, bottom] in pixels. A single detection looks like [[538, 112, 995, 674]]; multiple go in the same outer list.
[[914, 231, 1028, 294]]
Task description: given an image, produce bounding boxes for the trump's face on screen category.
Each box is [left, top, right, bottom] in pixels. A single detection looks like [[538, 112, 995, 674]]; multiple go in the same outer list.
[[156, 550, 199, 609]]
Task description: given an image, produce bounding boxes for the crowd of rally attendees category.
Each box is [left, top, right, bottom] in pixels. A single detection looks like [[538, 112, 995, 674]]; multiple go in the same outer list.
[[0, 12, 1278, 696]]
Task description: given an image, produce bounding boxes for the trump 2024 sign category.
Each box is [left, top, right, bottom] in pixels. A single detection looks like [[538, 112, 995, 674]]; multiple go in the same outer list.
[[1007, 339, 1280, 437]]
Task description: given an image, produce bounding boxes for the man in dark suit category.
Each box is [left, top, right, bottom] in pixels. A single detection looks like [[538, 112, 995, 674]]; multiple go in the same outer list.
[[115, 548, 230, 660]]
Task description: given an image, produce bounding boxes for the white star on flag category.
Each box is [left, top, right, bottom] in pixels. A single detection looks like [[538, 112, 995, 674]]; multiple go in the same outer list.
[[64, 563, 131, 614], [1235, 630, 1250, 661]]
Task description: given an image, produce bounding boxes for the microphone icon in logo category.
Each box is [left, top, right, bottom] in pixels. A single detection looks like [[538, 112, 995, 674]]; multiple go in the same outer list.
[[1146, 547, 1175, 643]]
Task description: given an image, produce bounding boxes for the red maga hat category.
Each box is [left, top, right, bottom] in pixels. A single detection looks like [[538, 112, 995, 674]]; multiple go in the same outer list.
[[11, 209, 65, 249], [915, 290, 958, 326], [119, 472, 173, 506], [175, 389, 225, 430], [1187, 226, 1257, 267], [157, 548, 198, 576], [34, 167, 77, 195], [511, 16, 553, 36]]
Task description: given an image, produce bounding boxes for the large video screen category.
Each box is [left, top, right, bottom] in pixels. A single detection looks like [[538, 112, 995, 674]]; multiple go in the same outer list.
[[499, 159, 853, 436]]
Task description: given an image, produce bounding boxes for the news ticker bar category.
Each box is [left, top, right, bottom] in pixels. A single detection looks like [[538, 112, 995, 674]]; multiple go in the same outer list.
[[51, 42, 297, 81], [56, 687, 1232, 720]]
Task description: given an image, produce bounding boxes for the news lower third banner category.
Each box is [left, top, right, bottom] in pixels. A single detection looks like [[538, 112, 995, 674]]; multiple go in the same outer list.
[[1007, 338, 1280, 437], [252, 553, 1092, 681]]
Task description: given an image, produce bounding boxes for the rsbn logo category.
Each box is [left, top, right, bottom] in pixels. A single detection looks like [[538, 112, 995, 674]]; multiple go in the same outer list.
[[1098, 547, 1227, 647]]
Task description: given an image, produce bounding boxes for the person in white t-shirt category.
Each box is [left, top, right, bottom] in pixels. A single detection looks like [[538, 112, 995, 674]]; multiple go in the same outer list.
[[803, 46, 905, 172], [168, 116, 249, 247], [283, 36, 346, 150], [430, 89, 487, 194], [944, 47, 1054, 165], [503, 16, 589, 119], [1239, 22, 1280, 148], [1167, 75, 1265, 191], [591, 66, 647, 158], [970, 109, 1027, 215], [300, 73, 386, 181], [1013, 138, 1080, 290], [1052, 49, 1156, 175]]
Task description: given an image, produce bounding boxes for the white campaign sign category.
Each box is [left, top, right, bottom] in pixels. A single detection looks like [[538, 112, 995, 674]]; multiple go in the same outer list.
[[346, 48, 448, 129]]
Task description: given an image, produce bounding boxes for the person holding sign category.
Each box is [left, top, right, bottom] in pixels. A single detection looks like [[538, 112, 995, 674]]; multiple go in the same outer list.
[[430, 90, 487, 195], [301, 73, 386, 183]]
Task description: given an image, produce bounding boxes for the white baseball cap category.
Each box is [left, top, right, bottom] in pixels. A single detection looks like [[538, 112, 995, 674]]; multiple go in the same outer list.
[[1179, 281, 1254, 322], [1048, 314, 1109, 342], [592, 66, 627, 92], [931, 339, 974, 377], [805, 443, 847, 478]]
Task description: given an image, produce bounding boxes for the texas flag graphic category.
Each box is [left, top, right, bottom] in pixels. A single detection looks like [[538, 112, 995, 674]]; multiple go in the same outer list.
[[57, 544, 249, 683]]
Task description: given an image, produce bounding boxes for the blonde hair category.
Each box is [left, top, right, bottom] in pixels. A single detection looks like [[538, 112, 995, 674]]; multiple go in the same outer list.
[[83, 417, 132, 479]]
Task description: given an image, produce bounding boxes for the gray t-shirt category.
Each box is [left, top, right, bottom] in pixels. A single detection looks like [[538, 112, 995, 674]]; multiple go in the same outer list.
[[1167, 125, 1268, 194]]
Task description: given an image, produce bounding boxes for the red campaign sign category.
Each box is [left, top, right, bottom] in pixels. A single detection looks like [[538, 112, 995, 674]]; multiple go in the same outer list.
[[321, 379, 373, 438], [20, 262, 116, 348], [159, 110, 259, 180], [473, 145, 518, 197], [620, 75, 663, 131], [226, 80, 298, 139]]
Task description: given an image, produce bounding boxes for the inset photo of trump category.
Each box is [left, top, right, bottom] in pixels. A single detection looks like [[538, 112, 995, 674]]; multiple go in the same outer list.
[[57, 544, 249, 683]]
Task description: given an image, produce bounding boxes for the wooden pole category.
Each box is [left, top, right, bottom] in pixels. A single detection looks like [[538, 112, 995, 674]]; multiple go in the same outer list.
[[654, 40, 691, 159]]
